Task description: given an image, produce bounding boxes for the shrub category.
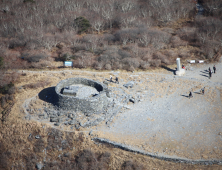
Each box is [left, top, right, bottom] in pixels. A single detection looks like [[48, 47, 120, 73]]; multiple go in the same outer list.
[[8, 87, 16, 95], [122, 58, 140, 70], [27, 55, 47, 63], [33, 139, 45, 153], [8, 39, 26, 49], [153, 52, 170, 65], [75, 150, 96, 169], [0, 82, 14, 94], [0, 57, 4, 68], [60, 53, 75, 61], [1, 96, 6, 108], [23, 0, 35, 3], [0, 142, 8, 170], [171, 36, 188, 48], [118, 49, 131, 59], [140, 61, 150, 69], [121, 160, 144, 170], [75, 150, 111, 170], [105, 63, 112, 70], [74, 16, 91, 34], [150, 59, 161, 67]]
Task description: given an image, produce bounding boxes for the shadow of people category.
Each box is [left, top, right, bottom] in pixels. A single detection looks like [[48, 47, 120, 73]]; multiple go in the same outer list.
[[105, 78, 113, 83], [194, 92, 202, 95], [200, 74, 208, 78], [200, 70, 208, 74], [38, 86, 58, 105], [161, 65, 176, 75], [181, 95, 189, 98]]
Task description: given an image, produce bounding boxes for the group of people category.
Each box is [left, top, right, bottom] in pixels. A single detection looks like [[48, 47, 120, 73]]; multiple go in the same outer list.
[[188, 87, 205, 99], [110, 75, 119, 84], [208, 65, 216, 79], [189, 65, 216, 98]]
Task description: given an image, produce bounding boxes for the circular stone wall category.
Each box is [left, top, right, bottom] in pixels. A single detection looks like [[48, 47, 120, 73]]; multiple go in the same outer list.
[[55, 77, 109, 116]]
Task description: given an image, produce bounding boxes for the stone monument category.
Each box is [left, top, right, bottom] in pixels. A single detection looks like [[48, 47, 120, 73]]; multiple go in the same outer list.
[[176, 58, 185, 76], [55, 77, 109, 116]]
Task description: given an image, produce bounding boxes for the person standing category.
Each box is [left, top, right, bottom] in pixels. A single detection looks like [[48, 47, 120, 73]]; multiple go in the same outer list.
[[189, 91, 193, 99], [209, 70, 212, 79], [213, 65, 216, 73], [201, 87, 205, 95], [209, 67, 211, 73], [115, 77, 119, 84], [110, 75, 112, 82]]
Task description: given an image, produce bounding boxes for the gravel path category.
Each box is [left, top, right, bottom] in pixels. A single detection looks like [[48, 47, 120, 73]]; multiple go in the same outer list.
[[93, 61, 222, 160]]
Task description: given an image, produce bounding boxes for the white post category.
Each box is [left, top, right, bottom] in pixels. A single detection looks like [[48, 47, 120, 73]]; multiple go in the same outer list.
[[176, 58, 181, 71]]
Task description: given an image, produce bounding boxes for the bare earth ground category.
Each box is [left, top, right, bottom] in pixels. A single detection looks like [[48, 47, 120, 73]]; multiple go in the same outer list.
[[93, 64, 222, 160], [1, 60, 222, 169]]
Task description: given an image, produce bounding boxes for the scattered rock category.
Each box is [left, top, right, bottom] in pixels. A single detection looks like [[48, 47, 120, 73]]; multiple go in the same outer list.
[[123, 81, 134, 89], [68, 113, 74, 119], [123, 105, 131, 109], [36, 163, 43, 170], [35, 135, 40, 139], [54, 122, 60, 126], [68, 120, 77, 125], [64, 152, 70, 157], [75, 124, 80, 130], [129, 97, 135, 103], [103, 80, 109, 86], [50, 117, 59, 122]]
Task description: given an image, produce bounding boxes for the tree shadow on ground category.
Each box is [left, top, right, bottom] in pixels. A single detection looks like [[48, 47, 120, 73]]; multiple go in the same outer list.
[[161, 65, 176, 75], [38, 86, 58, 105]]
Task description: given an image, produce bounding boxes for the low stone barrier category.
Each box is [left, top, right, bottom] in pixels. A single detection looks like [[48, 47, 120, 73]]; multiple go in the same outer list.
[[93, 138, 222, 165]]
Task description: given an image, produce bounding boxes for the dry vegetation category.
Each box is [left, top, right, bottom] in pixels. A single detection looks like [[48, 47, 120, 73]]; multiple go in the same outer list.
[[0, 0, 221, 72], [0, 120, 221, 170]]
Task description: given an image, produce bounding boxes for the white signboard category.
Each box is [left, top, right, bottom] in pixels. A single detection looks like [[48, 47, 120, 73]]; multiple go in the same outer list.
[[64, 61, 73, 67]]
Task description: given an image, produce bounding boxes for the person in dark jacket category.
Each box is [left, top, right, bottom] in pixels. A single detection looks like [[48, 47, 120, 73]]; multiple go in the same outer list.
[[201, 87, 205, 95], [213, 65, 216, 73], [115, 77, 119, 84], [189, 91, 193, 99], [209, 70, 212, 79]]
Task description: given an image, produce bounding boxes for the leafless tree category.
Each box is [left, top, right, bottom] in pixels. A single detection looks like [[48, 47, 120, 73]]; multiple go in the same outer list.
[[91, 17, 104, 34], [84, 34, 102, 52], [120, 0, 135, 13], [198, 32, 207, 44], [139, 32, 151, 47], [102, 4, 114, 29]]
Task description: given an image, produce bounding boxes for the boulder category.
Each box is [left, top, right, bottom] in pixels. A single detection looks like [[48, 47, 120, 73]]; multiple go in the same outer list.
[[123, 81, 134, 88], [50, 117, 59, 122], [68, 120, 77, 125], [36, 163, 43, 170]]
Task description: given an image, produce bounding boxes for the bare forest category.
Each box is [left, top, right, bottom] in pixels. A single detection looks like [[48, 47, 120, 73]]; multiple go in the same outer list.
[[0, 0, 222, 73]]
